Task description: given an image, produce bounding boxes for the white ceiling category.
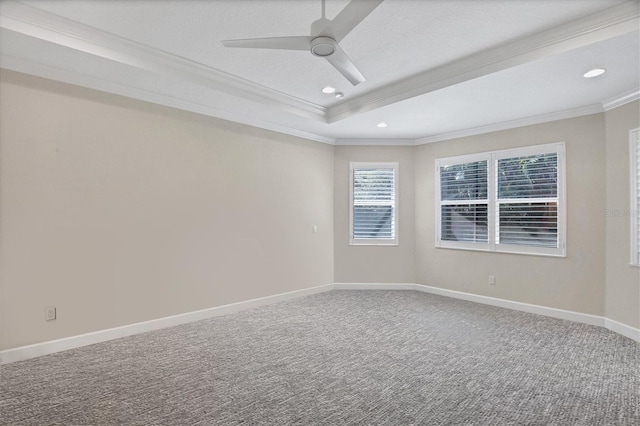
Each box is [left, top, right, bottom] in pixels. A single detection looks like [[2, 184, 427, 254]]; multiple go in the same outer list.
[[1, 0, 638, 145]]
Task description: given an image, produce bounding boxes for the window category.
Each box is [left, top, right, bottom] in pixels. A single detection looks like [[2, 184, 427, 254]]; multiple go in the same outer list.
[[439, 160, 488, 244], [631, 128, 640, 266], [436, 143, 566, 257], [350, 162, 398, 245]]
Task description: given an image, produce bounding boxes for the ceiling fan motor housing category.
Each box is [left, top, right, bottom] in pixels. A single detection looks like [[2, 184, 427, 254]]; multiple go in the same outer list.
[[311, 36, 337, 57]]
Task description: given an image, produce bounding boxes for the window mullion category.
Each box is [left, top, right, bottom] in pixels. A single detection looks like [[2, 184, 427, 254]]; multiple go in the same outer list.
[[497, 197, 559, 204], [440, 199, 488, 206], [489, 153, 497, 250]]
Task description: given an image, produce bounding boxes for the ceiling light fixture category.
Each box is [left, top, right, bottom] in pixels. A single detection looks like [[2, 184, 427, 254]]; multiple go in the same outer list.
[[377, 122, 388, 128], [310, 37, 337, 58], [583, 68, 606, 78], [335, 92, 344, 99], [322, 86, 336, 94]]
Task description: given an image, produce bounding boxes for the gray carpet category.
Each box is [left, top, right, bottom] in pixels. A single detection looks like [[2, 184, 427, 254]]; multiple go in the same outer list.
[[1, 290, 638, 425]]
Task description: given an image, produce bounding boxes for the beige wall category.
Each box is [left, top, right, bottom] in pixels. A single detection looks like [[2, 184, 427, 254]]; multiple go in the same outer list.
[[0, 70, 334, 350], [605, 101, 640, 328], [1, 68, 638, 352], [334, 146, 415, 283], [415, 115, 607, 316]]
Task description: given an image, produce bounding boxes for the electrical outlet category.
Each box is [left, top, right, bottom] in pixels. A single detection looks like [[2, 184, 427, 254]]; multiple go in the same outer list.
[[488, 275, 496, 285], [45, 307, 56, 321]]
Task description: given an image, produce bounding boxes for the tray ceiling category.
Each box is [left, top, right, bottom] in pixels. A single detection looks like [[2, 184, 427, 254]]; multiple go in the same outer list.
[[1, 0, 638, 144]]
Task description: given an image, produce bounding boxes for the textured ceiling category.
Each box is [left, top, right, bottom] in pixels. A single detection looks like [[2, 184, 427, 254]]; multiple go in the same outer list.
[[1, 0, 638, 144]]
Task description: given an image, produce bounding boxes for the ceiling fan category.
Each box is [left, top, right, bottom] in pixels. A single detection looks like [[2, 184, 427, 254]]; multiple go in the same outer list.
[[221, 0, 383, 86]]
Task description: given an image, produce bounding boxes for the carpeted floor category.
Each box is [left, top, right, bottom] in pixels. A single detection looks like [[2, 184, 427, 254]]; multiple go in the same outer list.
[[1, 290, 638, 425]]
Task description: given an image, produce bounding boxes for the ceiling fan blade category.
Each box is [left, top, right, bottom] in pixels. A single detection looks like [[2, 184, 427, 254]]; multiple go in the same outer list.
[[321, 0, 383, 42], [325, 45, 366, 86], [221, 36, 311, 50]]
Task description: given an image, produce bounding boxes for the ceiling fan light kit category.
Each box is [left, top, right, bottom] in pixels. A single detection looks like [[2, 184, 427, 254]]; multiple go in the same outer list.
[[221, 0, 383, 86], [310, 37, 337, 57]]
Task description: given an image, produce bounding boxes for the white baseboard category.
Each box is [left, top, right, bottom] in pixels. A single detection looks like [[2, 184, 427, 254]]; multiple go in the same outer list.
[[604, 317, 640, 342], [333, 283, 416, 291], [413, 284, 606, 327], [332, 282, 639, 342], [2, 282, 637, 364], [0, 284, 333, 365]]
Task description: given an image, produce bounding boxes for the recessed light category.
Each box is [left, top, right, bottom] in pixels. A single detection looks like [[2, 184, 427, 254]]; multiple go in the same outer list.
[[335, 92, 344, 99], [583, 68, 606, 78], [377, 122, 388, 128], [322, 86, 336, 94]]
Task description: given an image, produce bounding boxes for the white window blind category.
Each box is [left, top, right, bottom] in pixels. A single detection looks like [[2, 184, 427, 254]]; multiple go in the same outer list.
[[496, 153, 558, 248], [439, 161, 488, 243], [436, 143, 565, 257], [632, 129, 640, 266], [350, 162, 398, 245]]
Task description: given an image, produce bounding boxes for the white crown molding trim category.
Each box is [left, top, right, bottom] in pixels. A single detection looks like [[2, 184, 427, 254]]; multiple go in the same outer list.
[[415, 104, 604, 145], [416, 104, 604, 145], [0, 284, 334, 365], [320, 94, 635, 145], [604, 317, 640, 342], [1, 0, 635, 146], [326, 2, 639, 123], [602, 87, 640, 111], [0, 55, 335, 145], [0, 50, 616, 147], [0, 0, 327, 123], [334, 138, 416, 146]]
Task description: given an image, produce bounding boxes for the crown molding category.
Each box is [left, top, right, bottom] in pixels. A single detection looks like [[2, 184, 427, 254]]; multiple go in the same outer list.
[[326, 1, 640, 123], [3, 0, 636, 128], [602, 87, 640, 111], [415, 104, 604, 145], [1, 1, 636, 147], [0, 55, 336, 145], [334, 138, 416, 146], [2, 50, 631, 148], [0, 0, 327, 122]]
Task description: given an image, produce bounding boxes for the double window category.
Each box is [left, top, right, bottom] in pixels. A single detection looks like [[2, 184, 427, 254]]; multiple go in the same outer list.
[[350, 162, 398, 245], [436, 143, 566, 257], [631, 128, 640, 266]]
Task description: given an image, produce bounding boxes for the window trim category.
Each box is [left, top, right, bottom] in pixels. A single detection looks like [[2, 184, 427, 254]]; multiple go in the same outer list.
[[349, 162, 399, 246], [435, 142, 566, 257], [630, 128, 640, 267]]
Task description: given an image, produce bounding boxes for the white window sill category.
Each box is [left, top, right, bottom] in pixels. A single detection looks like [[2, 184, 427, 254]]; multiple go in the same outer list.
[[435, 244, 566, 258], [350, 240, 398, 246]]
